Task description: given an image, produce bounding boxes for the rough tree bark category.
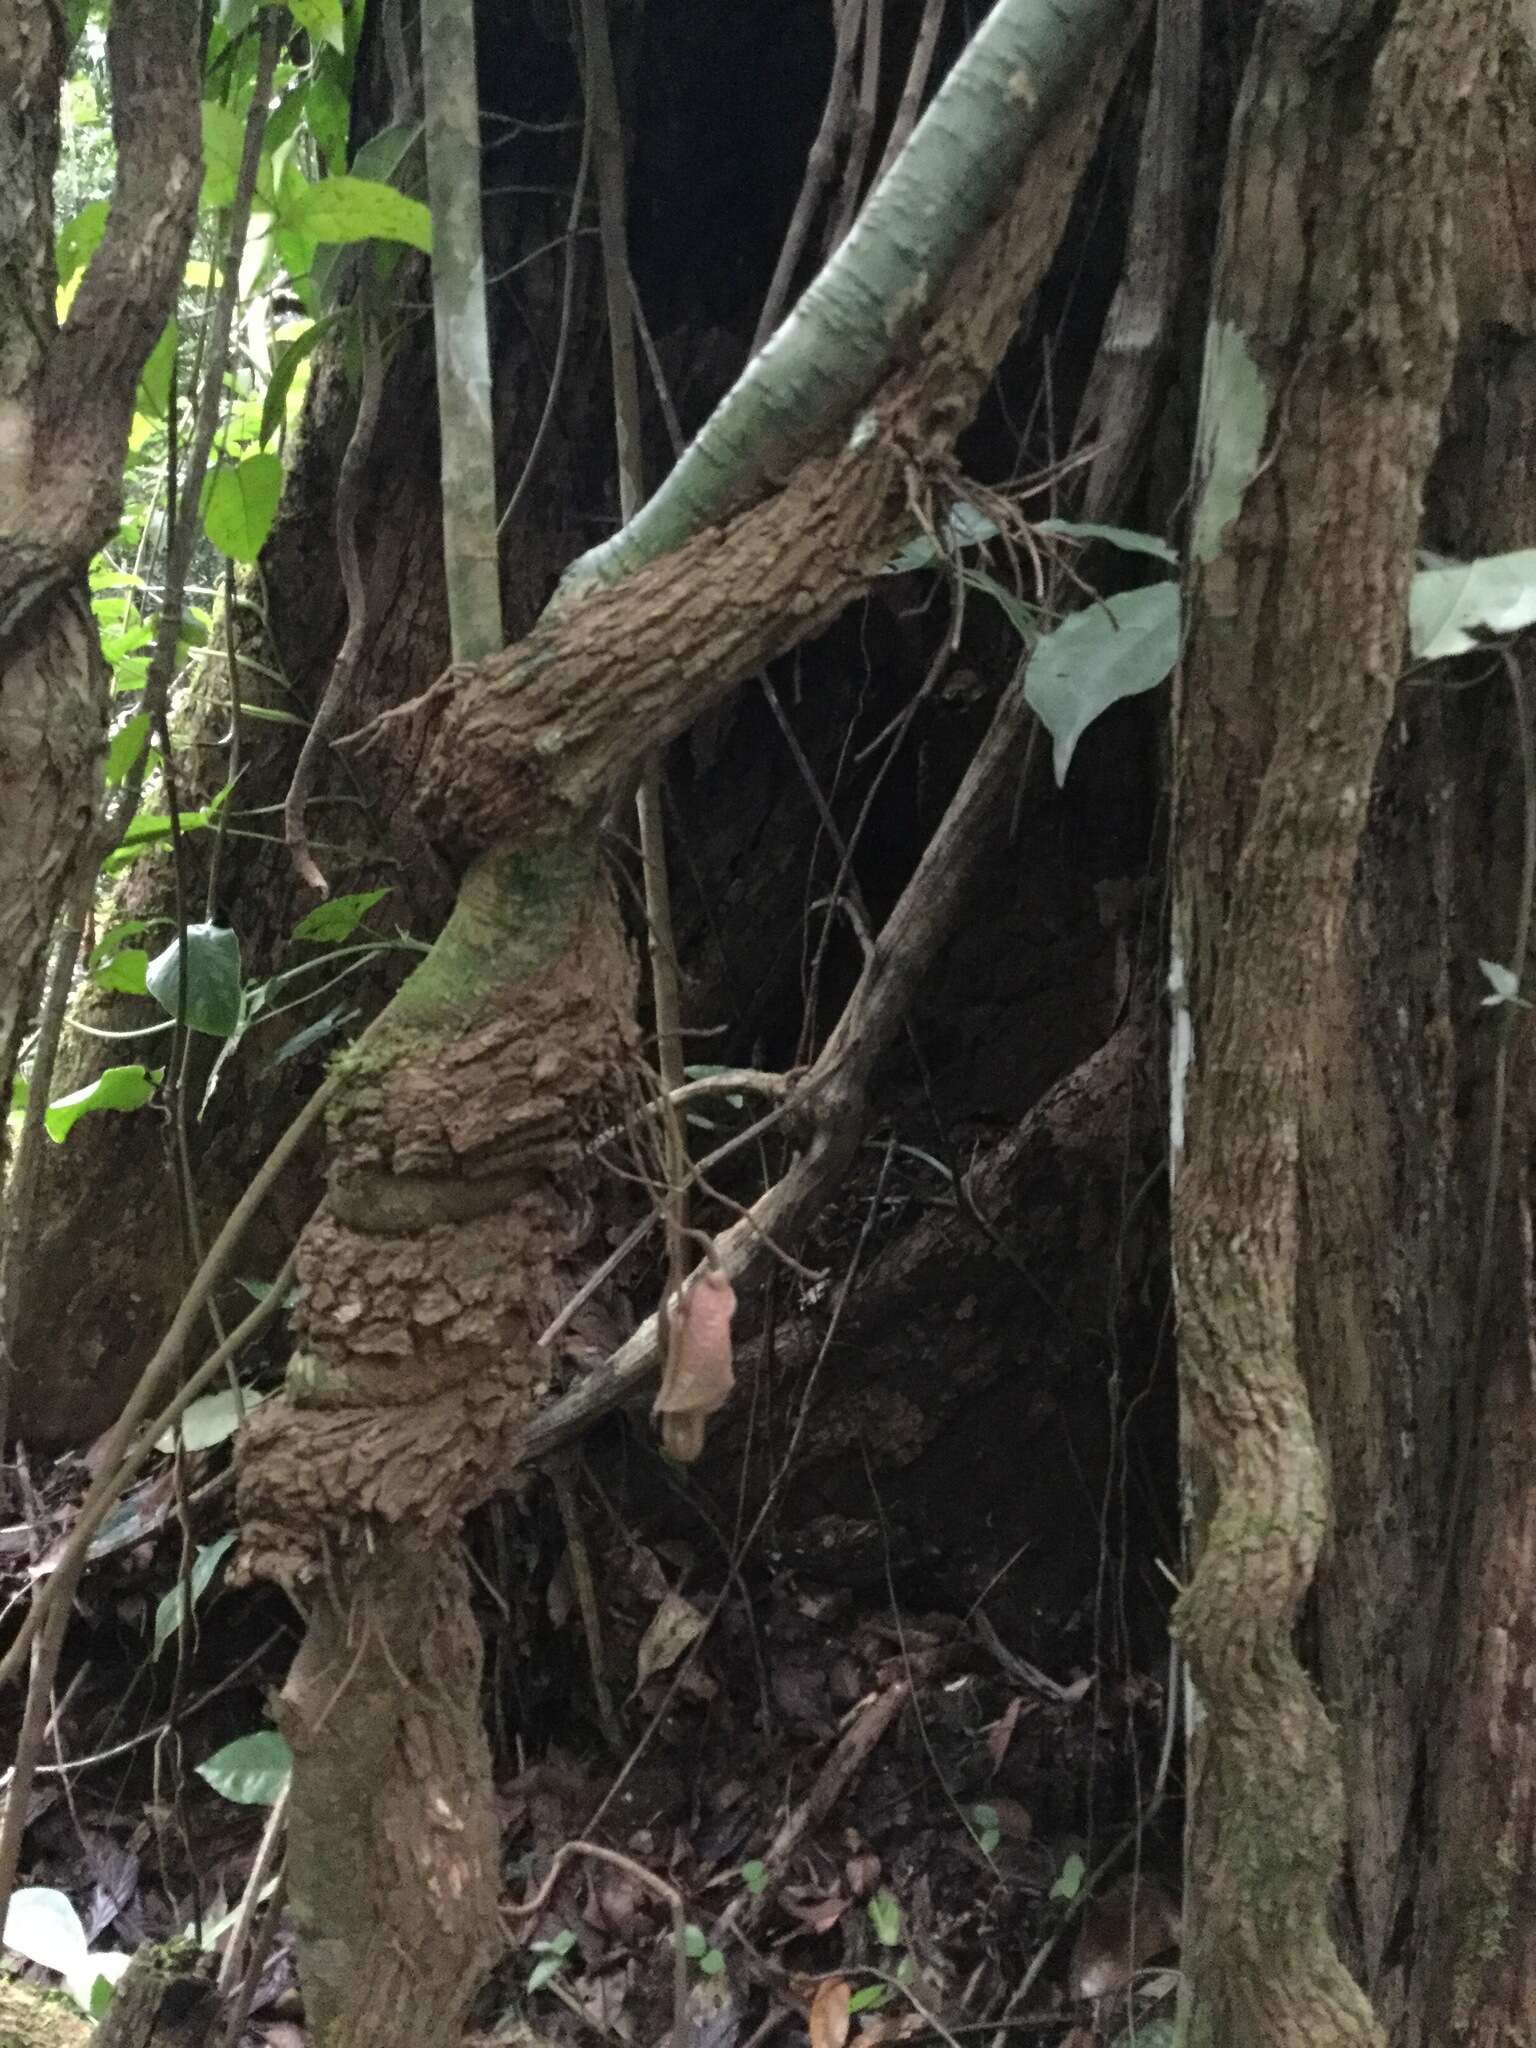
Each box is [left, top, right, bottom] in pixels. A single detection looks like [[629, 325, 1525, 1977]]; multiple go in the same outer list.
[[1301, 20, 1536, 2035], [0, 0, 200, 1137], [234, 15, 1141, 2038], [1169, 0, 1496, 2040]]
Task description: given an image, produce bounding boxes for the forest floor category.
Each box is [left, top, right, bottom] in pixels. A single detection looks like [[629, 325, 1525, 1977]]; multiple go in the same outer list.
[[0, 1392, 1181, 2048]]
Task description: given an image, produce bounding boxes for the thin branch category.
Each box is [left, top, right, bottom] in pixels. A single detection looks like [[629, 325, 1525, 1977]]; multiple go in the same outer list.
[[754, 0, 867, 348], [284, 290, 387, 892], [825, 0, 884, 253]]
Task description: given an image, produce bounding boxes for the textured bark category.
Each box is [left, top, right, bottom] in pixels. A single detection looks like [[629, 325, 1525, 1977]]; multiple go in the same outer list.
[[0, 0, 199, 1126], [1296, 22, 1536, 2044], [276, 1530, 499, 2048], [1170, 0, 1496, 2040]]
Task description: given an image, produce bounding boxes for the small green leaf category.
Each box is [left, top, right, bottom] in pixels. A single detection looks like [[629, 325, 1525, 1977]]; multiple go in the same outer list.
[[289, 175, 432, 253], [1050, 1852, 1086, 1903], [87, 1971, 120, 2019], [305, 71, 351, 167], [103, 804, 217, 872], [969, 1803, 1001, 1855], [153, 1530, 238, 1656], [1035, 519, 1177, 565], [291, 887, 390, 943], [868, 1889, 902, 1948], [196, 1729, 293, 1805], [698, 1948, 726, 1977], [287, 0, 345, 49], [848, 1985, 891, 2014], [740, 1859, 768, 1896], [201, 100, 248, 211], [57, 200, 109, 287], [1024, 582, 1180, 786], [683, 1924, 708, 1960], [203, 452, 283, 563], [146, 923, 243, 1037], [156, 1386, 270, 1455], [260, 316, 340, 446], [350, 122, 422, 187], [90, 947, 150, 997], [45, 1066, 158, 1144], [136, 320, 178, 422], [104, 712, 153, 790], [526, 1955, 565, 1993]]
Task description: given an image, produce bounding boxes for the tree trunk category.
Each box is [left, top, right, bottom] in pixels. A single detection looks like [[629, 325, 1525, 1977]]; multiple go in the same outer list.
[[1170, 0, 1495, 2039]]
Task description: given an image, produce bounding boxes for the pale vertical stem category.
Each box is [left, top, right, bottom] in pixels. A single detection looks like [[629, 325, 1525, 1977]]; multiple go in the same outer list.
[[421, 0, 502, 661]]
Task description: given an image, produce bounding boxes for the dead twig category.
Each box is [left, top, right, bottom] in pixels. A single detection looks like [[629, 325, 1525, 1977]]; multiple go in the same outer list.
[[505, 1839, 689, 2048], [712, 1681, 910, 1944]]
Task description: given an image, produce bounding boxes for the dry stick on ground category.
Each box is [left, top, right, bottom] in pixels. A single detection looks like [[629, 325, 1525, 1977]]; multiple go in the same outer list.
[[754, 0, 866, 349], [505, 1840, 690, 2048], [283, 285, 388, 894], [711, 1681, 911, 1944]]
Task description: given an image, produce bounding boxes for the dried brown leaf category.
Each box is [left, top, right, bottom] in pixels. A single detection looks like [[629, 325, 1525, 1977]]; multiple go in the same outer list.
[[809, 1977, 851, 2048], [634, 1589, 707, 1689]]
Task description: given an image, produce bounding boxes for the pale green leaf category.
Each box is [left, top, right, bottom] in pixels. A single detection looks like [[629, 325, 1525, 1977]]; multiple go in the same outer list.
[[305, 71, 351, 166], [104, 712, 153, 790], [153, 1530, 239, 1656], [201, 101, 248, 211], [868, 1889, 902, 1947], [260, 315, 341, 446], [2, 1888, 89, 1977], [290, 175, 432, 253], [1024, 582, 1179, 784], [203, 453, 283, 563], [156, 1387, 270, 1456], [90, 947, 150, 997], [57, 200, 109, 287], [136, 320, 178, 422], [287, 0, 345, 50], [146, 923, 243, 1037], [291, 887, 390, 942], [1035, 518, 1176, 564], [1191, 321, 1270, 565], [1050, 1852, 1086, 1902], [1409, 550, 1536, 661], [196, 1730, 293, 1805], [45, 1066, 158, 1144]]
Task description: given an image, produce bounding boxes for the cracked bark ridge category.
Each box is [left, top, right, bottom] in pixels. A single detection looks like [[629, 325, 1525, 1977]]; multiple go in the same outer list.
[[237, 846, 637, 1584], [276, 1528, 499, 2048], [1170, 0, 1497, 2041], [0, 0, 200, 1135]]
